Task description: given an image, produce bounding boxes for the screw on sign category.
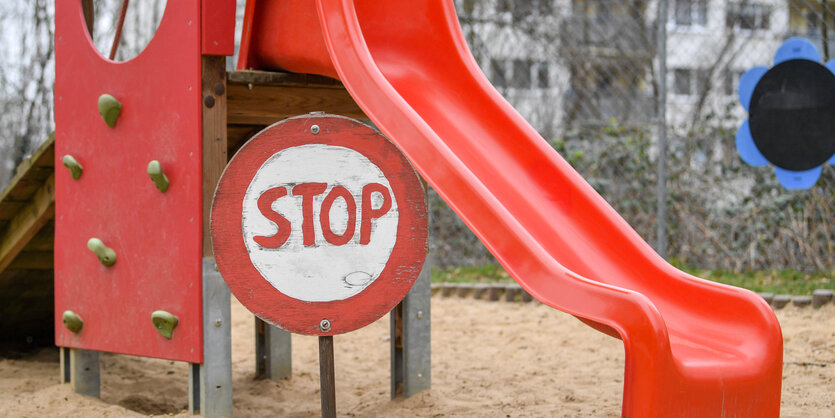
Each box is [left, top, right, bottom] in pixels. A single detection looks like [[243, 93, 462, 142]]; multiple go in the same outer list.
[[211, 115, 427, 416]]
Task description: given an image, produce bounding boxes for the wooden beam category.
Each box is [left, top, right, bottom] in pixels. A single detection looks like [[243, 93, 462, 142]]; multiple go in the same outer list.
[[0, 136, 54, 204], [228, 70, 344, 88], [0, 174, 55, 274], [0, 202, 25, 221], [8, 251, 54, 270], [23, 222, 54, 251], [227, 124, 264, 155], [203, 56, 228, 256], [82, 0, 94, 37], [227, 83, 366, 125]]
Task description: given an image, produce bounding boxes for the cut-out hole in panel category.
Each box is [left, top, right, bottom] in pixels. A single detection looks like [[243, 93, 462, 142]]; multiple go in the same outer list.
[[82, 0, 167, 62]]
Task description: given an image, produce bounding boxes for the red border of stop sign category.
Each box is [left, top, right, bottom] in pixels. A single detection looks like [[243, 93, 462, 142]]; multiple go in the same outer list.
[[211, 116, 427, 335]]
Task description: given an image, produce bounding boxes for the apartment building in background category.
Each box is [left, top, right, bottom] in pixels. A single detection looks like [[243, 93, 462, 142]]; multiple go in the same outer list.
[[454, 0, 831, 136]]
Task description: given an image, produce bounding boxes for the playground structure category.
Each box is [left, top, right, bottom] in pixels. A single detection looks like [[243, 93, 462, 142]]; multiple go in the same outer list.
[[0, 0, 784, 417]]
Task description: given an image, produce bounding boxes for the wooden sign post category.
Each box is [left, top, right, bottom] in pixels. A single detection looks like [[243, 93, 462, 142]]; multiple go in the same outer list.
[[211, 114, 428, 416]]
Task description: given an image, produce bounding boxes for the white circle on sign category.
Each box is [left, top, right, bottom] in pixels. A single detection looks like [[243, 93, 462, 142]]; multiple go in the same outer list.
[[242, 144, 399, 302]]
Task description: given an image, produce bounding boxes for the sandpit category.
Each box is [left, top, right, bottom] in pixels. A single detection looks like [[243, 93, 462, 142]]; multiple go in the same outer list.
[[1, 296, 832, 417]]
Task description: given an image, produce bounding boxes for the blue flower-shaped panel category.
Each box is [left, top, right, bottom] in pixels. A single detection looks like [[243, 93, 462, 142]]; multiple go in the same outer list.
[[737, 37, 835, 189]]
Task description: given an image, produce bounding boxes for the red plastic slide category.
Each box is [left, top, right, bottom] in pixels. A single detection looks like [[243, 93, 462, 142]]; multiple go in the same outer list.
[[239, 1, 783, 415]]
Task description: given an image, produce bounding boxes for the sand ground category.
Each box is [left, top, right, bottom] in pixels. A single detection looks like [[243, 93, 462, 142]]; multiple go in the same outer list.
[[0, 297, 832, 417]]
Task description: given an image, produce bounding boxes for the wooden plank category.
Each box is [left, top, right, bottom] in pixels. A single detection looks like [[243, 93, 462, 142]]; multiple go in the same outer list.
[[203, 56, 229, 256], [228, 70, 343, 88], [0, 136, 54, 205], [0, 174, 55, 274], [227, 83, 366, 125], [228, 124, 264, 155], [8, 251, 54, 270], [192, 55, 233, 418], [81, 0, 94, 37], [319, 336, 337, 418], [0, 201, 25, 220], [5, 179, 44, 201], [22, 221, 54, 251]]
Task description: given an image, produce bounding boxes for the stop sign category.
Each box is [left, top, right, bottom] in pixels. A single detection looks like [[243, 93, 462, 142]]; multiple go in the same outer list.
[[211, 115, 427, 335]]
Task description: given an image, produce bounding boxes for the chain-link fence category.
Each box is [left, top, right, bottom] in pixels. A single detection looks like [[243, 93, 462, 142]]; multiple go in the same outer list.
[[1, 0, 831, 272], [432, 0, 834, 272]]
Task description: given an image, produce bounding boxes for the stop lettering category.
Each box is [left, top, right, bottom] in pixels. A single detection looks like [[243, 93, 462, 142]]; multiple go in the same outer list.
[[254, 182, 393, 249]]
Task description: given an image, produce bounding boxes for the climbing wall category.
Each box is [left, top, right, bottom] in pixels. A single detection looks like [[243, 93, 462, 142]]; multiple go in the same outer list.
[[53, 1, 203, 362]]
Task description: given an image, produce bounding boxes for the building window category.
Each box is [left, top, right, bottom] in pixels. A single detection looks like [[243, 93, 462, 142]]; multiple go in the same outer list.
[[673, 0, 708, 27], [673, 68, 709, 96], [491, 59, 551, 90], [491, 59, 508, 88], [512, 59, 532, 88], [536, 64, 550, 88], [674, 69, 692, 95], [724, 69, 744, 96], [727, 3, 771, 30], [498, 0, 552, 20]]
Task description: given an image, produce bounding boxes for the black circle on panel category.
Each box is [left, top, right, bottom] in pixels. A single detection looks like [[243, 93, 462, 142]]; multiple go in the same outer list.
[[749, 59, 835, 171]]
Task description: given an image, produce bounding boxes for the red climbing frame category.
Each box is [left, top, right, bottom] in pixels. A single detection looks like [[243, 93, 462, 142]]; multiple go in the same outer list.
[[54, 1, 203, 362]]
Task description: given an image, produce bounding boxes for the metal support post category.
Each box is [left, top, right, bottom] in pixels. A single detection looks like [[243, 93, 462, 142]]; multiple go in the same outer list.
[[391, 257, 431, 398], [656, 0, 669, 259], [189, 257, 233, 417], [70, 348, 100, 397], [255, 317, 292, 380], [60, 346, 71, 383]]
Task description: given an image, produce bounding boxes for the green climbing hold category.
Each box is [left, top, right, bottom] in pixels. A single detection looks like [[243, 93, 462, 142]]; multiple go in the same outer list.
[[62, 155, 83, 180], [147, 160, 170, 193], [98, 94, 122, 128], [62, 310, 84, 334], [87, 237, 117, 267], [151, 311, 179, 339]]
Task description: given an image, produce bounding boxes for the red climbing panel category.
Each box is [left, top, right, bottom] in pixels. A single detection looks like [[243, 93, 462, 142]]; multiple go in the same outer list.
[[54, 1, 203, 362]]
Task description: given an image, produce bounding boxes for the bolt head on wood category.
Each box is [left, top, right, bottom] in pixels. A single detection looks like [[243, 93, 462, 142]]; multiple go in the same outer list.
[[62, 155, 83, 180], [213, 82, 225, 96], [151, 311, 179, 339], [97, 94, 122, 128], [203, 95, 216, 108], [62, 310, 84, 333], [87, 237, 117, 266]]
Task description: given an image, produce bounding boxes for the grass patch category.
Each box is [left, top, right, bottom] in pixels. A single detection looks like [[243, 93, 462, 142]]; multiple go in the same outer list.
[[432, 264, 833, 295], [676, 267, 833, 295], [431, 265, 513, 284]]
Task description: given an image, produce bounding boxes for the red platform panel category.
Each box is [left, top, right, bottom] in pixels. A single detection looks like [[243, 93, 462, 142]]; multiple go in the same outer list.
[[54, 1, 203, 362], [202, 0, 237, 56]]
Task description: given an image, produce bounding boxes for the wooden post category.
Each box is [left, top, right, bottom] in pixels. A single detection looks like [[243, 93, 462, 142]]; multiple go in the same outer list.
[[81, 0, 94, 37], [189, 55, 232, 417], [319, 336, 336, 418], [70, 349, 100, 397]]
